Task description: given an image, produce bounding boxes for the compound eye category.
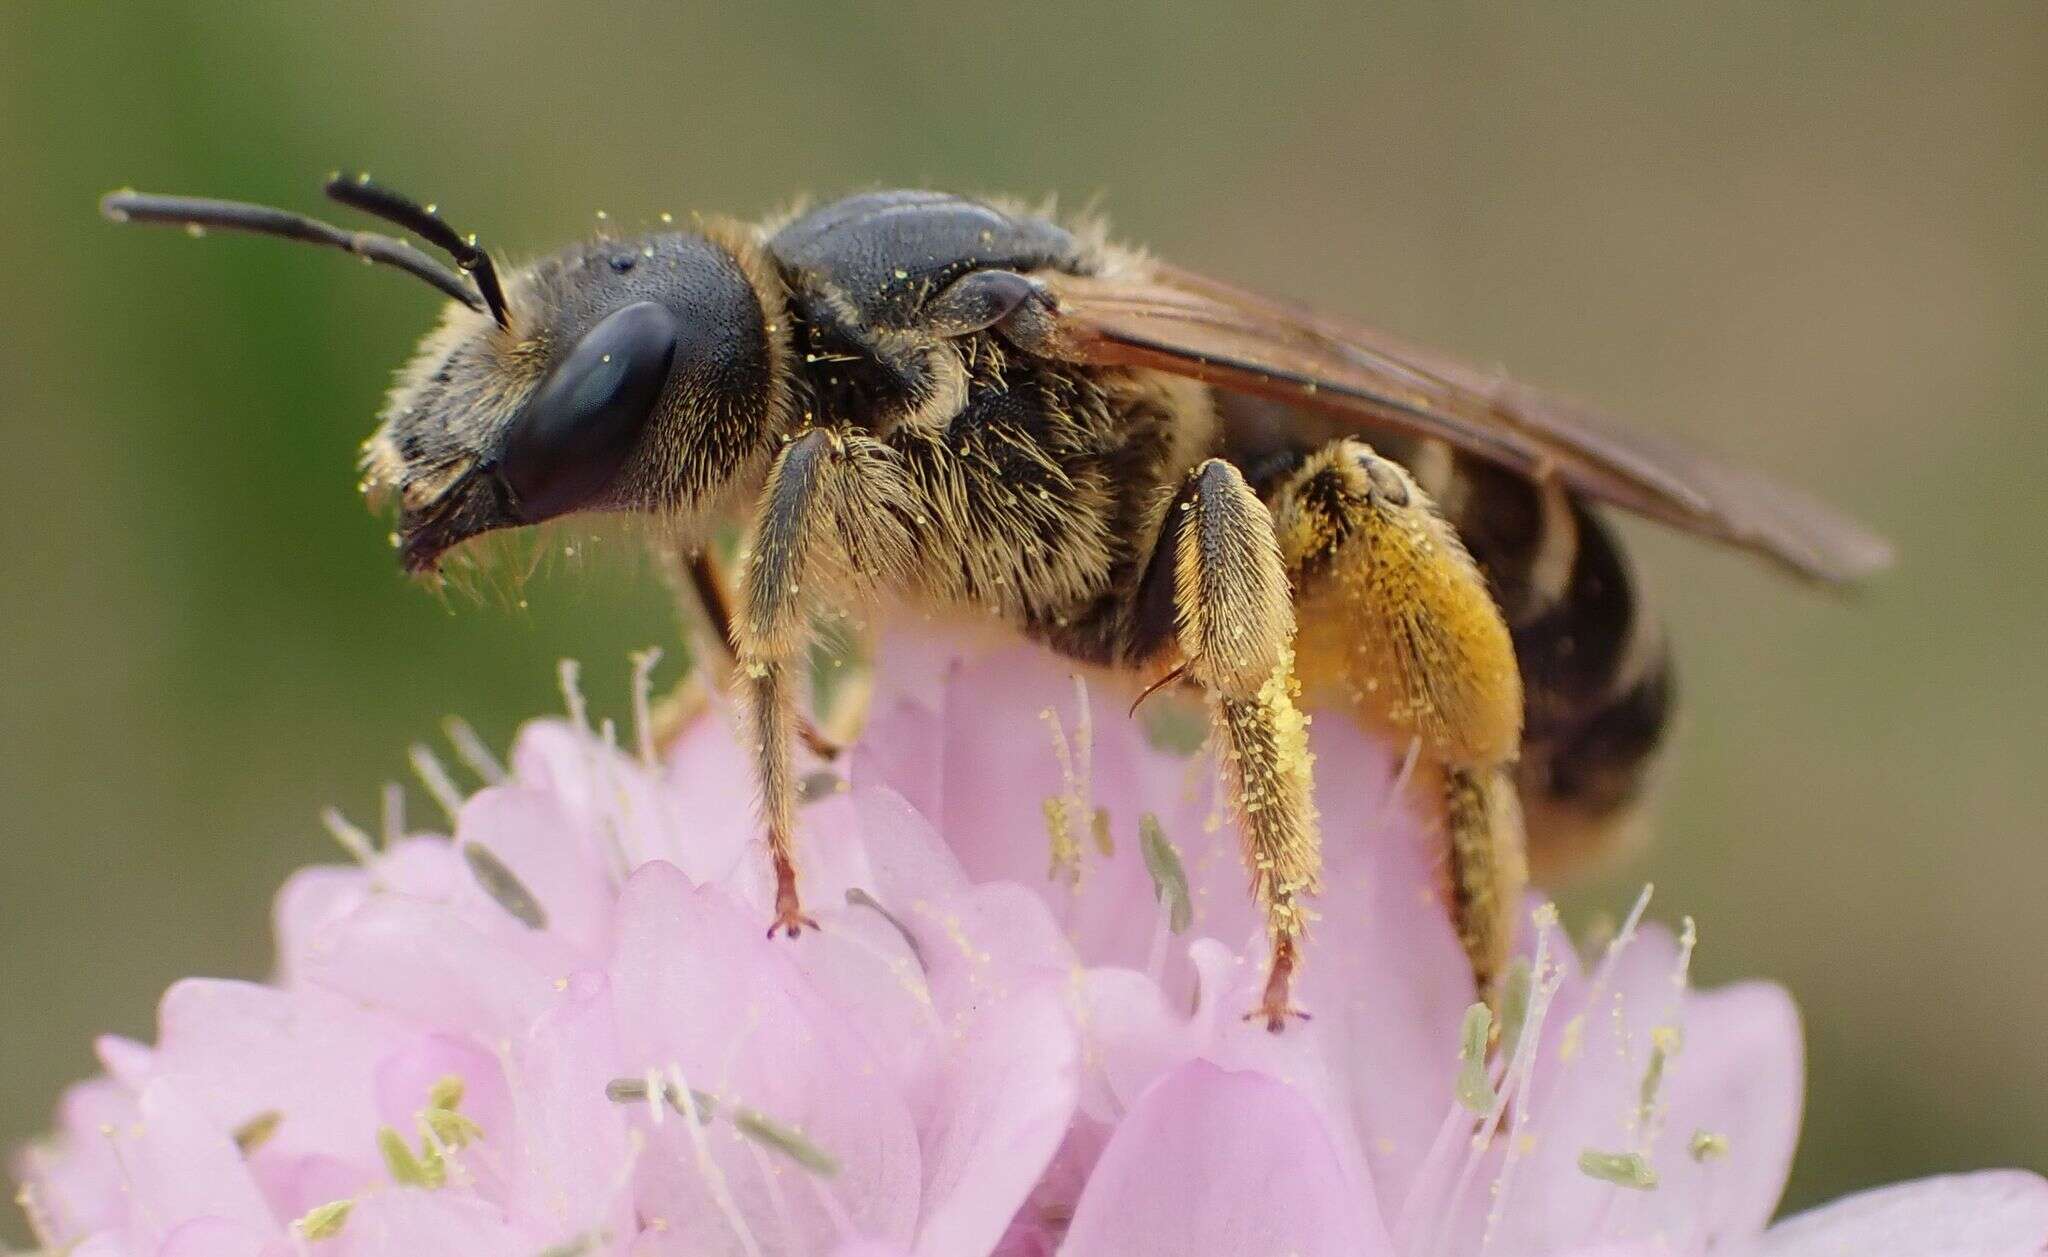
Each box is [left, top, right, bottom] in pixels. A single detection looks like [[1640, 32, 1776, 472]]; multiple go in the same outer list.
[[498, 301, 677, 522]]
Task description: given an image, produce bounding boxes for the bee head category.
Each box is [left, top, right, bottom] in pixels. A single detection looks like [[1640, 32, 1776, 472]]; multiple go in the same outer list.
[[102, 175, 793, 575], [365, 224, 791, 573]]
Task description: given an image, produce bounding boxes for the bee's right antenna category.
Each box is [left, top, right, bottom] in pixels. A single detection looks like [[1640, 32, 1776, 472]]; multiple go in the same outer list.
[[324, 173, 512, 330]]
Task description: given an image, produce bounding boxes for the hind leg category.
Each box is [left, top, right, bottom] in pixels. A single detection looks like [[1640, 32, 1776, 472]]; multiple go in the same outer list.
[[1265, 439, 1529, 1000]]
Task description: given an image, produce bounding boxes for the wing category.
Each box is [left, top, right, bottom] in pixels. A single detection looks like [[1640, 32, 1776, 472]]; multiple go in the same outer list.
[[1028, 263, 1892, 585]]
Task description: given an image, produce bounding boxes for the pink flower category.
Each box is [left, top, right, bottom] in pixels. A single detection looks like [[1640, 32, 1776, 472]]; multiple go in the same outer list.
[[14, 640, 2045, 1256]]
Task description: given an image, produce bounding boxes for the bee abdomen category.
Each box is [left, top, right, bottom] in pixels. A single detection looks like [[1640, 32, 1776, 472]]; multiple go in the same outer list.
[[1426, 452, 1676, 876]]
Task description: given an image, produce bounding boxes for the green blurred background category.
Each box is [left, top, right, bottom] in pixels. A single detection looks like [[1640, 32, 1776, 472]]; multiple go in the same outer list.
[[2, 3, 2041, 1240]]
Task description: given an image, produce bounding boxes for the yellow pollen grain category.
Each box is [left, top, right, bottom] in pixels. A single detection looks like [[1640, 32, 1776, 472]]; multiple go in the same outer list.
[[1559, 1013, 1585, 1063]]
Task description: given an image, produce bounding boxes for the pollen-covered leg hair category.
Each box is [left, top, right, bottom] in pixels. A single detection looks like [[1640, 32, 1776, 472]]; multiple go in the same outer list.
[[1267, 439, 1528, 1005], [736, 428, 917, 938], [1162, 458, 1319, 1031]]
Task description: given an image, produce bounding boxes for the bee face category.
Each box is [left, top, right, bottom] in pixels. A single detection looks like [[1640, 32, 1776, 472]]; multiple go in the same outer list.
[[365, 229, 789, 572]]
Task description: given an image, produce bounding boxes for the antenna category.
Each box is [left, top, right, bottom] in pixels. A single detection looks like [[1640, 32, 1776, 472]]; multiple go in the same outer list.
[[324, 173, 511, 328], [100, 189, 485, 312]]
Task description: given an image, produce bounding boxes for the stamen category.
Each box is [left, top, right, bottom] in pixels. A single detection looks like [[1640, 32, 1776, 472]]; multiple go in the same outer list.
[[1478, 908, 1567, 1255], [629, 647, 663, 767], [1039, 704, 1084, 885], [1591, 884, 1655, 991], [427, 1075, 464, 1111], [408, 743, 465, 823], [1455, 1004, 1499, 1113], [380, 781, 406, 847], [558, 658, 590, 735], [1671, 915, 1698, 990], [593, 717, 638, 880], [1689, 1130, 1729, 1162], [461, 842, 548, 930], [668, 1064, 763, 1257], [1577, 1148, 1658, 1190], [642, 1068, 665, 1125], [441, 716, 506, 785], [604, 1076, 715, 1124], [735, 1108, 841, 1176], [799, 770, 844, 803], [293, 1198, 353, 1241], [232, 1109, 283, 1155], [319, 807, 378, 866], [1495, 957, 1534, 1061], [1636, 1025, 1683, 1139], [845, 887, 927, 970], [421, 1106, 482, 1151], [1138, 813, 1193, 934], [1041, 796, 1080, 884], [420, 1095, 476, 1185], [378, 1125, 441, 1188]]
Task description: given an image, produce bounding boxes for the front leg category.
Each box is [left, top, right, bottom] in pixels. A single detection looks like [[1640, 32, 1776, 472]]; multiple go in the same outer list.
[[736, 428, 917, 936], [1149, 458, 1320, 1031]]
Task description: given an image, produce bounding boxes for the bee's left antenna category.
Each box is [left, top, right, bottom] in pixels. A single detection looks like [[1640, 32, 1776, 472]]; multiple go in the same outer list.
[[98, 189, 487, 312], [324, 173, 512, 330]]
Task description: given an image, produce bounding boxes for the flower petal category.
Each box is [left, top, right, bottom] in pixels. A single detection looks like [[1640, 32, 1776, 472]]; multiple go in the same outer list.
[[330, 1190, 526, 1257], [1060, 1061, 1392, 1257], [152, 979, 407, 1176], [112, 1079, 275, 1249], [453, 784, 618, 954], [1651, 981, 1806, 1243], [502, 972, 637, 1245], [608, 861, 923, 1255], [13, 1076, 141, 1245], [912, 981, 1079, 1257], [158, 1215, 293, 1257], [1490, 931, 1804, 1255], [1757, 1171, 2048, 1257], [300, 891, 573, 1043]]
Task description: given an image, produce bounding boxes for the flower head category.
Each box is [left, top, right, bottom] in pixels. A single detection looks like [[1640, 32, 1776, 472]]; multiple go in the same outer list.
[[14, 640, 2045, 1256]]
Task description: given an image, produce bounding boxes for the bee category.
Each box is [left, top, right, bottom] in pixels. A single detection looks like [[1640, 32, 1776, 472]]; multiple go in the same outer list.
[[101, 176, 1890, 1029]]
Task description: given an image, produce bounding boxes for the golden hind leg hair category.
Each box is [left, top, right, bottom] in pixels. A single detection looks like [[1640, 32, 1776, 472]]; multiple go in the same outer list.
[[1165, 458, 1319, 1031], [734, 428, 915, 936], [1267, 438, 1528, 1003]]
